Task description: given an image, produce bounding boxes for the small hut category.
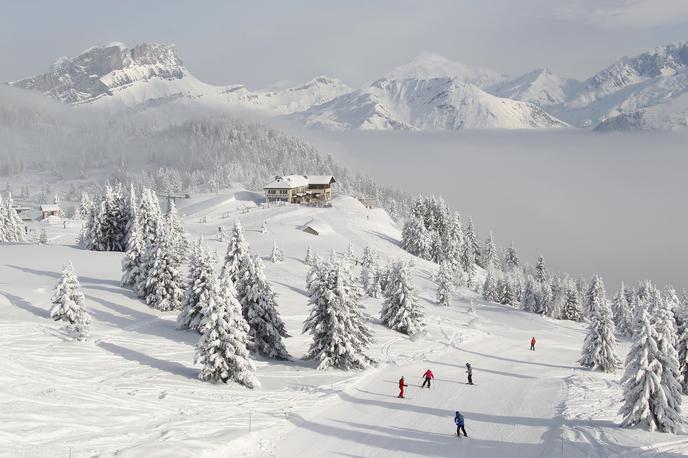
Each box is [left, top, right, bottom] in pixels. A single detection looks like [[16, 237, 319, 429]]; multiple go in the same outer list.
[[40, 204, 61, 220]]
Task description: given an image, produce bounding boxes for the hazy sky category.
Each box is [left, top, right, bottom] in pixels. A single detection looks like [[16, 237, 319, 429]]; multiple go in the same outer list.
[[2, 0, 688, 88]]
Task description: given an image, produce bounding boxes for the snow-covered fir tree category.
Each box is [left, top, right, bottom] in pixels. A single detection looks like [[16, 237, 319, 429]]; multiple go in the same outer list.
[[536, 283, 555, 317], [482, 269, 500, 303], [49, 261, 91, 339], [465, 217, 481, 267], [611, 282, 633, 337], [98, 184, 129, 251], [121, 205, 145, 288], [271, 241, 284, 263], [360, 246, 377, 293], [677, 325, 688, 394], [1, 193, 25, 242], [499, 275, 517, 306], [482, 231, 498, 271], [504, 242, 519, 272], [535, 256, 547, 284], [562, 281, 583, 322], [304, 244, 314, 266], [240, 255, 290, 359], [177, 240, 216, 331], [366, 263, 383, 298], [164, 199, 187, 255], [223, 220, 250, 283], [521, 275, 538, 313], [436, 261, 454, 307], [143, 221, 185, 311], [303, 256, 374, 370], [579, 276, 620, 372], [380, 259, 424, 335], [620, 300, 679, 433], [401, 216, 431, 260], [344, 243, 356, 263], [585, 275, 606, 317], [650, 287, 683, 430], [195, 268, 259, 388], [459, 236, 476, 288], [75, 192, 93, 220]]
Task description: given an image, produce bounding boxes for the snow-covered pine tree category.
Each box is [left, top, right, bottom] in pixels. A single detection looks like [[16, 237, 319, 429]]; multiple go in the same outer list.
[[49, 261, 91, 339], [98, 184, 129, 251], [380, 259, 424, 335], [611, 282, 633, 337], [521, 275, 538, 313], [366, 263, 382, 298], [465, 217, 481, 267], [165, 199, 187, 256], [482, 269, 500, 303], [271, 241, 283, 263], [504, 242, 519, 273], [620, 301, 672, 432], [459, 236, 476, 288], [3, 193, 25, 242], [500, 275, 517, 306], [122, 184, 138, 248], [240, 255, 290, 359], [177, 240, 216, 331], [677, 325, 688, 394], [446, 212, 464, 271], [345, 243, 356, 263], [143, 221, 184, 311], [562, 281, 583, 322], [121, 205, 145, 288], [579, 276, 620, 372], [482, 231, 498, 271], [223, 220, 250, 283], [650, 287, 683, 431], [304, 244, 314, 266], [360, 246, 376, 292], [535, 256, 547, 284], [303, 256, 374, 370], [436, 261, 454, 307], [0, 194, 6, 242], [585, 275, 606, 318], [75, 192, 93, 220], [195, 268, 259, 388], [401, 216, 431, 260], [536, 282, 555, 317]]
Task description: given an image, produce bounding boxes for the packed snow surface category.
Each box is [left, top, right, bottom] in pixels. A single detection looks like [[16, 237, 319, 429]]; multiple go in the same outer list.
[[1, 192, 687, 457]]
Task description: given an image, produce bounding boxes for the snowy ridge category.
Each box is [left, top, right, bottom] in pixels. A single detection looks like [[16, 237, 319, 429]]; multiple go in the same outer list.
[[296, 77, 567, 130], [489, 69, 579, 106]]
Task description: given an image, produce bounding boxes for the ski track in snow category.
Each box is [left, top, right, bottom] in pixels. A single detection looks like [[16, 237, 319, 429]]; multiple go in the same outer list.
[[1, 191, 688, 457]]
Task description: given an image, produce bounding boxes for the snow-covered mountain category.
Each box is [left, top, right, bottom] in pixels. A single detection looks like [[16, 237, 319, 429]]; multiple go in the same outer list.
[[489, 69, 579, 106], [9, 42, 352, 115], [295, 76, 566, 130], [553, 42, 688, 130], [383, 52, 506, 89], [10, 40, 688, 131]]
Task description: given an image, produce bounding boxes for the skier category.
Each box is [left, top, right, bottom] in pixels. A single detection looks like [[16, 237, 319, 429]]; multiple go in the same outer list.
[[530, 336, 536, 351], [398, 376, 408, 398], [465, 363, 473, 385], [454, 411, 467, 437], [421, 369, 434, 389]]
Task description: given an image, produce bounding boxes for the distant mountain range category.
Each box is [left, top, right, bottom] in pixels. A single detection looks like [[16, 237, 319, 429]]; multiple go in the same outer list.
[[8, 41, 688, 131]]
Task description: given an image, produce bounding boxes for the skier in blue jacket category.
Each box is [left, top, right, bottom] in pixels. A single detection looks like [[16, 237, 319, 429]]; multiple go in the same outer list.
[[455, 411, 467, 437]]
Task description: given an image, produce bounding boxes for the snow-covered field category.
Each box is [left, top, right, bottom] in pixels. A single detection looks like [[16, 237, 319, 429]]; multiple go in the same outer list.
[[1, 191, 687, 457]]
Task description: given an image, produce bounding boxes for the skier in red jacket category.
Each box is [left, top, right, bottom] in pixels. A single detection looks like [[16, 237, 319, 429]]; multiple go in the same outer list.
[[530, 337, 537, 351], [398, 376, 408, 398], [421, 369, 434, 389]]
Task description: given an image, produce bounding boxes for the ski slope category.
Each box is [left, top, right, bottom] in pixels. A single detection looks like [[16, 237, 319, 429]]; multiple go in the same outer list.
[[1, 191, 687, 457]]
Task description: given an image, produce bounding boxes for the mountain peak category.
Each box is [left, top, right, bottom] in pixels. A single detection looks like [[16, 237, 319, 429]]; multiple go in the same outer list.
[[384, 52, 506, 88], [12, 42, 186, 104]]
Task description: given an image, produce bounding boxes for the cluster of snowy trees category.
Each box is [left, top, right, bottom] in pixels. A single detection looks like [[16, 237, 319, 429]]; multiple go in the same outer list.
[[176, 220, 290, 387], [115, 186, 188, 311], [0, 193, 25, 242], [619, 282, 687, 433], [401, 196, 480, 287]]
